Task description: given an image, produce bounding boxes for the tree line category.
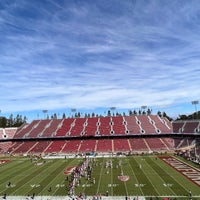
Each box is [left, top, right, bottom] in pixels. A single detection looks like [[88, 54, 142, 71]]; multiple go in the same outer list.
[[0, 114, 27, 128]]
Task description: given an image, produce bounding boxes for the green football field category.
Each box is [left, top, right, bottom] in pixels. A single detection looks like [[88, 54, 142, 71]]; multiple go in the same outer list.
[[0, 155, 200, 200]]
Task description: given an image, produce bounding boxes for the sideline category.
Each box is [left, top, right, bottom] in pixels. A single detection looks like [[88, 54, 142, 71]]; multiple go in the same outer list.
[[2, 195, 200, 200]]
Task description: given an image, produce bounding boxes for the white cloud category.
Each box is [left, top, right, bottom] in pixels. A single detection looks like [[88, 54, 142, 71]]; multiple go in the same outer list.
[[0, 0, 200, 118]]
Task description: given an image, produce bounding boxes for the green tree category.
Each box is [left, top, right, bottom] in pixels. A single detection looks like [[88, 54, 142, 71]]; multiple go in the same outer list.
[[107, 110, 111, 117], [62, 113, 66, 119], [0, 117, 7, 128]]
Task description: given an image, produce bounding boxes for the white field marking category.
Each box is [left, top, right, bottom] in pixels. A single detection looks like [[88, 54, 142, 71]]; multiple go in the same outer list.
[[49, 171, 67, 196], [0, 162, 40, 195], [78, 174, 88, 193], [163, 183, 173, 187], [82, 183, 92, 187], [96, 158, 106, 194], [6, 184, 16, 188], [55, 184, 65, 188], [174, 156, 200, 171], [119, 158, 128, 196], [108, 183, 119, 187], [110, 158, 114, 195], [30, 184, 40, 188], [159, 157, 192, 194], [50, 162, 75, 196], [75, 163, 93, 195], [127, 158, 144, 196], [21, 159, 61, 193], [50, 158, 82, 196], [71, 158, 96, 195], [51, 158, 90, 196], [134, 183, 146, 187], [11, 160, 59, 195], [134, 157, 160, 196], [2, 195, 200, 200], [164, 156, 200, 186], [144, 157, 176, 196], [0, 161, 33, 188]]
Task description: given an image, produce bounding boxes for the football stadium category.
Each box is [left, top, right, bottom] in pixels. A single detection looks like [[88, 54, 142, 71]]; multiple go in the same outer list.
[[1, 0, 200, 200], [0, 114, 200, 200]]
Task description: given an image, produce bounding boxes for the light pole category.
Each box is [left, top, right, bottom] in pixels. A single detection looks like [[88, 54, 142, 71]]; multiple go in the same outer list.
[[42, 110, 48, 119], [71, 108, 76, 118], [191, 100, 199, 119], [110, 107, 116, 116], [141, 105, 147, 115]]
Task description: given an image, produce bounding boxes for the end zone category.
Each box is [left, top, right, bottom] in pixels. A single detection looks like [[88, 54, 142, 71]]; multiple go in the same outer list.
[[159, 156, 200, 187]]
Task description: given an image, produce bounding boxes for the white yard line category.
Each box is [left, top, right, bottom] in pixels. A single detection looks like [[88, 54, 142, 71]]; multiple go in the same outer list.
[[96, 158, 105, 194], [12, 160, 60, 195], [134, 157, 160, 197], [50, 159, 76, 196], [110, 158, 114, 195], [2, 195, 200, 200], [119, 158, 128, 196], [160, 156, 198, 194], [43, 167, 66, 196], [144, 157, 176, 196], [127, 157, 144, 196]]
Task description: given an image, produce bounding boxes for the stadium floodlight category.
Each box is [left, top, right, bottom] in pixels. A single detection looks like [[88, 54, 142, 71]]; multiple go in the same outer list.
[[70, 108, 76, 118], [191, 100, 199, 119], [71, 108, 76, 112], [42, 110, 48, 119], [141, 105, 147, 115], [141, 105, 147, 110], [110, 107, 116, 116]]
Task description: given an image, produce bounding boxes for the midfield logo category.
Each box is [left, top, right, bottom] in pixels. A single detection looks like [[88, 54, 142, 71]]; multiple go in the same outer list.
[[118, 175, 130, 182], [64, 166, 77, 175], [0, 160, 11, 165]]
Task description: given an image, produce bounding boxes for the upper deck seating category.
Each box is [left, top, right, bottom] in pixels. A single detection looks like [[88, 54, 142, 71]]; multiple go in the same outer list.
[[70, 118, 87, 136], [98, 117, 112, 136], [163, 117, 173, 130], [181, 121, 200, 133], [41, 119, 62, 137], [123, 116, 141, 134], [137, 115, 156, 134], [149, 115, 172, 134], [28, 120, 51, 138], [172, 121, 185, 133], [84, 117, 98, 136], [56, 118, 74, 137], [111, 116, 126, 135], [14, 120, 40, 138], [0, 128, 17, 139]]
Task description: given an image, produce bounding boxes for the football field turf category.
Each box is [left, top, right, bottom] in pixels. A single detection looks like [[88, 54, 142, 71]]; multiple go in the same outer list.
[[0, 155, 200, 200]]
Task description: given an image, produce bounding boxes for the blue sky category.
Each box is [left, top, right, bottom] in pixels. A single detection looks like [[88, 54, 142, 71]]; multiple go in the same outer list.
[[0, 0, 200, 121]]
